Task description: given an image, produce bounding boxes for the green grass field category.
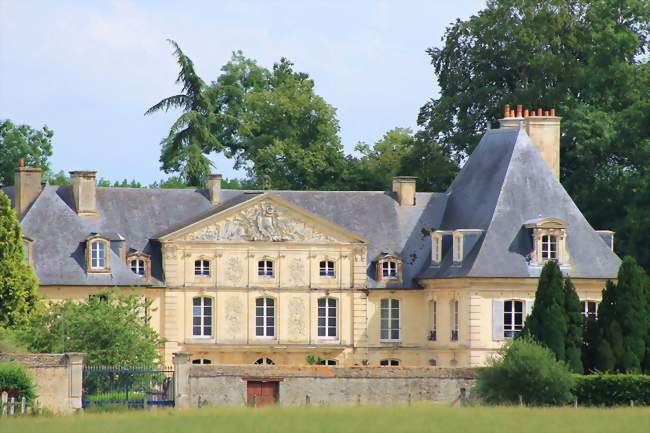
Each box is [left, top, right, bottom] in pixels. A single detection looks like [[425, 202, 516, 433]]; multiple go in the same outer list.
[[2, 405, 649, 433]]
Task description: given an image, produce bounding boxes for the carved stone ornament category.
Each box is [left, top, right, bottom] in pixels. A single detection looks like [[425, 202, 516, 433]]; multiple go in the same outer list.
[[163, 244, 177, 260], [225, 256, 244, 285], [288, 297, 306, 339], [225, 296, 243, 336], [289, 258, 305, 285], [183, 200, 337, 242]]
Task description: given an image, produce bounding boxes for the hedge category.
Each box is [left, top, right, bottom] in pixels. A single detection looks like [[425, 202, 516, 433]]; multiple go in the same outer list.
[[0, 362, 36, 401], [575, 374, 650, 406]]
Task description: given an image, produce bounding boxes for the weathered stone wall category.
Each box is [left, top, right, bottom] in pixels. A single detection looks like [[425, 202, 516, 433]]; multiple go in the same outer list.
[[0, 353, 83, 414], [175, 355, 475, 408]]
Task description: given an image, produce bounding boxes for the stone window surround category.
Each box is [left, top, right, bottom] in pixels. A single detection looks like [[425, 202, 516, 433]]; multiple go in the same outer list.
[[255, 296, 276, 339], [319, 258, 337, 278], [375, 254, 402, 282], [317, 297, 338, 339], [86, 235, 110, 273], [524, 218, 568, 266], [192, 296, 213, 338], [503, 299, 524, 339], [194, 257, 212, 277], [127, 252, 151, 280], [380, 298, 401, 342]]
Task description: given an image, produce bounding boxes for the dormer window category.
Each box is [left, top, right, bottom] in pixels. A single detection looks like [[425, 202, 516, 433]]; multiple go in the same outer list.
[[382, 261, 397, 278], [524, 218, 568, 266], [375, 254, 402, 282], [130, 258, 145, 275], [91, 240, 106, 269], [541, 235, 557, 260], [258, 260, 274, 277]]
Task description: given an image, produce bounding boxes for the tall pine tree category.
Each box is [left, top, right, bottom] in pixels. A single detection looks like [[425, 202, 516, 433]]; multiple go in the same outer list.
[[563, 277, 583, 373], [525, 260, 567, 361], [597, 257, 648, 372], [0, 191, 38, 328]]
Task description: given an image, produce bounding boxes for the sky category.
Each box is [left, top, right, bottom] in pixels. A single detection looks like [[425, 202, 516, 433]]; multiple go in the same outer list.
[[0, 0, 485, 184]]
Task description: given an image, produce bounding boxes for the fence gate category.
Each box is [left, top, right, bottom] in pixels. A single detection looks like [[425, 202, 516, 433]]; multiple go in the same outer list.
[[82, 365, 175, 409]]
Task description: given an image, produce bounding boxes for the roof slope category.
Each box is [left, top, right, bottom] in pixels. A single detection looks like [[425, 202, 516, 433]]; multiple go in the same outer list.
[[421, 127, 620, 279]]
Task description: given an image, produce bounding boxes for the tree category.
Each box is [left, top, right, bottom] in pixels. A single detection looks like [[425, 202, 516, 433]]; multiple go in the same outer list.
[[582, 315, 600, 373], [476, 338, 574, 406], [344, 128, 458, 191], [46, 170, 70, 186], [597, 257, 648, 372], [524, 260, 567, 361], [146, 40, 216, 187], [0, 192, 38, 328], [563, 277, 583, 373], [0, 119, 53, 186], [419, 0, 650, 270], [13, 291, 162, 366]]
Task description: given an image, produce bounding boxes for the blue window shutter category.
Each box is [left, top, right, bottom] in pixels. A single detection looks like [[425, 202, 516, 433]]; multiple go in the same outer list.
[[492, 299, 504, 341]]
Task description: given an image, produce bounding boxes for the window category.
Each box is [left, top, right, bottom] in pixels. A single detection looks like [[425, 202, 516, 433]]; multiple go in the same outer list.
[[130, 258, 146, 276], [317, 298, 337, 338], [541, 235, 557, 261], [90, 240, 107, 269], [318, 359, 338, 366], [379, 359, 400, 366], [382, 261, 397, 278], [194, 259, 210, 277], [581, 301, 598, 319], [255, 298, 275, 337], [192, 297, 213, 337], [380, 299, 400, 341], [504, 300, 524, 339], [428, 301, 437, 341], [258, 260, 274, 277], [451, 300, 459, 341], [192, 359, 212, 365], [319, 260, 335, 277], [254, 357, 274, 365]]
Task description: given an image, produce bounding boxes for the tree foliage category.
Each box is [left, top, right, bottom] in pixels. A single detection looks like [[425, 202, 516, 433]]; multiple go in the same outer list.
[[564, 277, 584, 373], [13, 291, 163, 366], [476, 338, 575, 406], [0, 192, 38, 328], [524, 260, 567, 361], [419, 0, 650, 270], [0, 119, 53, 186]]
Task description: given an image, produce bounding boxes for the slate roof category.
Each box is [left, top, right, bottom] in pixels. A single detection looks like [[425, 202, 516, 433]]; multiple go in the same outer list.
[[1, 126, 620, 289]]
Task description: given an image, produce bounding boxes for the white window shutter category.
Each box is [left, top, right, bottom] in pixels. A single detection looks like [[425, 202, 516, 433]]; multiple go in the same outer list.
[[492, 299, 504, 341], [525, 298, 535, 317]]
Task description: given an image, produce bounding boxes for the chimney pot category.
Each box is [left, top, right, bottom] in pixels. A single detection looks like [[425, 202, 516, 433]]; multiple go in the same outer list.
[[510, 110, 515, 117], [537, 108, 543, 116], [524, 109, 529, 117], [550, 108, 556, 116], [516, 104, 523, 117], [504, 104, 510, 117]]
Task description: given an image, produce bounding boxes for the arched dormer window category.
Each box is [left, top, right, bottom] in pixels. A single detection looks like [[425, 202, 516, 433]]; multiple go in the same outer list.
[[128, 252, 151, 279], [86, 235, 110, 272], [524, 217, 568, 266]]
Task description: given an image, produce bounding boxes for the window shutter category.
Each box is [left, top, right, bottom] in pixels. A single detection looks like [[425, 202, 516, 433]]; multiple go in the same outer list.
[[525, 298, 534, 317], [492, 299, 504, 341]]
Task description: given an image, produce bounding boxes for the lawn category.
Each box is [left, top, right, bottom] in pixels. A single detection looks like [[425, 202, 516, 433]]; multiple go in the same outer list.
[[2, 405, 649, 433]]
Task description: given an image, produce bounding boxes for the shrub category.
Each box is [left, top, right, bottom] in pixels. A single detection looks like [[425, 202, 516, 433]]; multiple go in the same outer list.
[[574, 374, 650, 406], [476, 338, 574, 406], [0, 362, 36, 401]]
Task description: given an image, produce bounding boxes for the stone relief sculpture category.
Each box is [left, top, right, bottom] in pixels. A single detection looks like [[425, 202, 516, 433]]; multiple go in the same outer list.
[[289, 258, 305, 286], [288, 297, 306, 340], [225, 257, 244, 285], [225, 297, 243, 336], [183, 200, 337, 242]]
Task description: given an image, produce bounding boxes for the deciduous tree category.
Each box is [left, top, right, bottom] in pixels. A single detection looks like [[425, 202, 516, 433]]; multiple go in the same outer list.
[[0, 119, 53, 186]]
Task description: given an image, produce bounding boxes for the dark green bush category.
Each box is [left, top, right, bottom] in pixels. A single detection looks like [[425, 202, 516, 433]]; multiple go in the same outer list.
[[476, 338, 575, 406], [575, 374, 650, 406], [0, 362, 36, 400]]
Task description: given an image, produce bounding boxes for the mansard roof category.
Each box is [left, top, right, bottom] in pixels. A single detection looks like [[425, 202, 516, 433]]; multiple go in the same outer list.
[[1, 126, 620, 288]]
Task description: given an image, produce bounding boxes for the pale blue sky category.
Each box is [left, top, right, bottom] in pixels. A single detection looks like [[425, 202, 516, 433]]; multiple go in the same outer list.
[[0, 0, 485, 184]]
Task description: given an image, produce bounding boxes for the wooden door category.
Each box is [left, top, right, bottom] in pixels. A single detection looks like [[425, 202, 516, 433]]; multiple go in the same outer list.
[[247, 381, 278, 406]]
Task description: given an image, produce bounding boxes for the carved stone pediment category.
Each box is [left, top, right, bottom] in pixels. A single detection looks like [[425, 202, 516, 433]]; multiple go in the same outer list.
[[182, 200, 338, 243]]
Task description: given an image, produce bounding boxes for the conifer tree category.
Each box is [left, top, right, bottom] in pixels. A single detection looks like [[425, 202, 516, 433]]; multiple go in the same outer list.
[[582, 316, 600, 372], [563, 277, 583, 373], [0, 191, 38, 328], [524, 260, 567, 361], [597, 257, 648, 372]]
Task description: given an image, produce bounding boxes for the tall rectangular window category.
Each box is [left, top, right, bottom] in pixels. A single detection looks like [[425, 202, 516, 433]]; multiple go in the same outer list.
[[450, 300, 459, 341], [91, 241, 106, 269], [504, 300, 523, 339], [256, 298, 275, 337], [318, 298, 337, 337], [580, 301, 598, 319], [429, 301, 437, 341], [192, 297, 212, 337], [380, 299, 400, 341], [541, 235, 557, 260]]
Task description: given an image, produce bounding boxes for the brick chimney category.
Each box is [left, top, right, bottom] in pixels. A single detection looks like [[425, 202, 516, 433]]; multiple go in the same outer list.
[[70, 171, 97, 215], [392, 176, 417, 206], [499, 104, 561, 179], [207, 174, 222, 205], [14, 159, 43, 217]]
